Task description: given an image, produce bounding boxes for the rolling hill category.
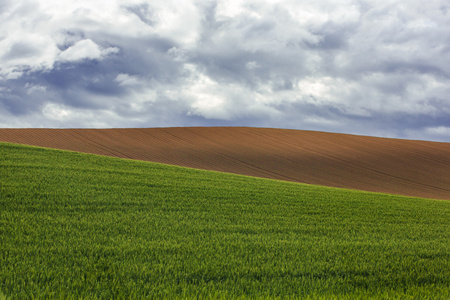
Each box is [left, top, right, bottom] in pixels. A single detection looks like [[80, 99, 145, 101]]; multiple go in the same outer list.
[[1, 142, 450, 298], [0, 127, 449, 200]]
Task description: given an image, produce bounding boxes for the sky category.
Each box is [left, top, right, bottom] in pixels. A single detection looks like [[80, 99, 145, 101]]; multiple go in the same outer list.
[[1, 0, 450, 142]]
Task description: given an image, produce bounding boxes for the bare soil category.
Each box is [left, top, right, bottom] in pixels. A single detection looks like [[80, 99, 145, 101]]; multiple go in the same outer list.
[[1, 127, 449, 200]]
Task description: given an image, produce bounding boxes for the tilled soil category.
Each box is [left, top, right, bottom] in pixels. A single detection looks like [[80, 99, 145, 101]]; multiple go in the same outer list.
[[1, 127, 449, 200]]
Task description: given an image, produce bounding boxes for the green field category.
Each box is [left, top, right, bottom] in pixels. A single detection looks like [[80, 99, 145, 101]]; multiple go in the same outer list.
[[1, 142, 450, 299]]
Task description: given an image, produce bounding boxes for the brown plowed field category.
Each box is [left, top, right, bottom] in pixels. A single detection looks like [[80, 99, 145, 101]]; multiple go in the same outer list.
[[1, 127, 449, 200]]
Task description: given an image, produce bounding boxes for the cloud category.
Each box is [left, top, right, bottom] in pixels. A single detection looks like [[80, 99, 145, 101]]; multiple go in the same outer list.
[[114, 73, 143, 86], [0, 0, 450, 141], [58, 39, 119, 62]]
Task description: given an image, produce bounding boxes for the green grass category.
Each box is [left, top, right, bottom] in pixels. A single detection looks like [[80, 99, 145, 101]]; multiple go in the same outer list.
[[1, 142, 450, 299]]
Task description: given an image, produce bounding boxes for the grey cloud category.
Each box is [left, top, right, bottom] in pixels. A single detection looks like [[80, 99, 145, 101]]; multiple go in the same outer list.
[[124, 3, 157, 26], [308, 21, 357, 51], [2, 42, 39, 60], [271, 100, 450, 141], [0, 80, 47, 116]]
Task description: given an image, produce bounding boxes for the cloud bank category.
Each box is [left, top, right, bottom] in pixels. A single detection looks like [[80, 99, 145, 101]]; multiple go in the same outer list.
[[1, 0, 450, 141]]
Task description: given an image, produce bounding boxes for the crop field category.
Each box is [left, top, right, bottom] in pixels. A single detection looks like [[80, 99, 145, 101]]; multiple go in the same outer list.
[[1, 142, 450, 299], [1, 127, 450, 201]]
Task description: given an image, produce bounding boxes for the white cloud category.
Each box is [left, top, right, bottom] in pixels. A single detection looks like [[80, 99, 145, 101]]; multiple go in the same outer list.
[[25, 83, 47, 95], [0, 35, 59, 79], [41, 102, 128, 128], [42, 103, 72, 121], [58, 39, 119, 62], [425, 126, 450, 136], [115, 73, 143, 86], [245, 61, 260, 70]]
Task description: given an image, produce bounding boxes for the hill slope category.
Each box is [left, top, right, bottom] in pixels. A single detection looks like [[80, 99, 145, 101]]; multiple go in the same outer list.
[[1, 142, 450, 298], [0, 127, 449, 200]]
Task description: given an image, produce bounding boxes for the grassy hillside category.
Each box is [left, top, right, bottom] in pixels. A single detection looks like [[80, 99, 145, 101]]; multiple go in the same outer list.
[[1, 142, 450, 299]]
